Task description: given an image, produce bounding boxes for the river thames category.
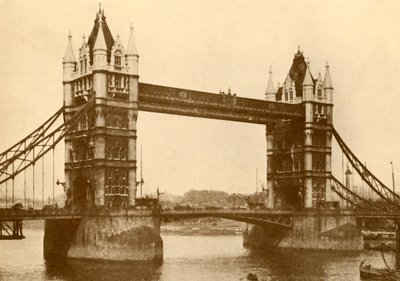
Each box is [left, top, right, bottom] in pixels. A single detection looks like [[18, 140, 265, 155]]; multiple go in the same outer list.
[[0, 228, 393, 281]]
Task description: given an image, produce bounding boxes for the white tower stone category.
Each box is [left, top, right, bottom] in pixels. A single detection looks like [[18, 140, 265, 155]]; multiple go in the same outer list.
[[63, 32, 76, 107], [126, 24, 139, 76]]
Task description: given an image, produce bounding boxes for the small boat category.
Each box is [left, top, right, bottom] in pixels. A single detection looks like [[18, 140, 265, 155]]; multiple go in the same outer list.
[[360, 260, 400, 280], [247, 273, 258, 281]]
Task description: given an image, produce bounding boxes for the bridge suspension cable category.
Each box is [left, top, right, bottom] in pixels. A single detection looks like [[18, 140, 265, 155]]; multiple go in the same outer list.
[[0, 99, 94, 186], [330, 175, 377, 210], [333, 127, 400, 209], [0, 107, 63, 168]]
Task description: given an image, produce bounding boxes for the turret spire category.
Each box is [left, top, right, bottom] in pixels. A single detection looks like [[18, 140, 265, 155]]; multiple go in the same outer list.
[[323, 61, 333, 89], [63, 31, 76, 63], [93, 20, 107, 50], [266, 65, 275, 94], [126, 24, 138, 56]]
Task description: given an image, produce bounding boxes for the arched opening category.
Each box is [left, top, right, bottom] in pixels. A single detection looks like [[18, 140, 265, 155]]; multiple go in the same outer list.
[[111, 197, 122, 208], [70, 175, 94, 209]]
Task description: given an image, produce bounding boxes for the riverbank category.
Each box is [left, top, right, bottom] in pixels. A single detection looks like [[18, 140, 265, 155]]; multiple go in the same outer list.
[[161, 218, 245, 235]]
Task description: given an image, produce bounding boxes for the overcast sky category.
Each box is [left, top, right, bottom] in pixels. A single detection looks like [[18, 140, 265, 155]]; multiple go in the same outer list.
[[0, 0, 399, 198]]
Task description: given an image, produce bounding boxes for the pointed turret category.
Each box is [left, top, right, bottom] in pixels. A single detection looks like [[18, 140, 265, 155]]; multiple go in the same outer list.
[[302, 60, 314, 87], [63, 31, 76, 64], [63, 32, 75, 106], [265, 66, 276, 101], [126, 24, 139, 75], [302, 60, 314, 125], [323, 61, 334, 104], [94, 19, 107, 51], [93, 19, 108, 70], [126, 24, 138, 56], [63, 32, 76, 83], [323, 61, 333, 90]]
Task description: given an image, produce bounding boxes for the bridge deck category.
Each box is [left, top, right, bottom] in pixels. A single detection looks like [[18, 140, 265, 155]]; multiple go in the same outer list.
[[138, 83, 304, 124], [0, 208, 397, 222]]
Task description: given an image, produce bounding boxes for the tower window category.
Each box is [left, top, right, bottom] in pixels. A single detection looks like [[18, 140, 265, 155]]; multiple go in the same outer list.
[[115, 55, 121, 66], [115, 76, 122, 88]]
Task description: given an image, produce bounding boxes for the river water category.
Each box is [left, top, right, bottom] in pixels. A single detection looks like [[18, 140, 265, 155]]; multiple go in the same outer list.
[[0, 228, 394, 281]]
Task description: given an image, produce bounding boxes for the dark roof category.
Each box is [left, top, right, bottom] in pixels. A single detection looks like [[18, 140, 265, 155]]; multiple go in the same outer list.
[[276, 86, 283, 101], [87, 11, 115, 64], [288, 50, 309, 97]]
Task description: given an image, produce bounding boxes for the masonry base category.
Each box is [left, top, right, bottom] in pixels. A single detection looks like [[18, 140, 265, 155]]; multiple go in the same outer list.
[[243, 211, 363, 251], [44, 211, 163, 261]]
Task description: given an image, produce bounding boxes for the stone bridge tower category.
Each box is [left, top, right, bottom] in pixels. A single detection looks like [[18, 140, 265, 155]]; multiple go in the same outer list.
[[265, 50, 335, 210], [62, 9, 139, 209], [44, 9, 162, 261]]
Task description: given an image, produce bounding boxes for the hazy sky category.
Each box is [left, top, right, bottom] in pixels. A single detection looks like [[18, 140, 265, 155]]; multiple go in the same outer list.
[[0, 0, 399, 198]]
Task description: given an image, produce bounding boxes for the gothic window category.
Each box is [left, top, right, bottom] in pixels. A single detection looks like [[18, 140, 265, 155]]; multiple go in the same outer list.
[[113, 146, 120, 159], [106, 146, 113, 159], [114, 51, 122, 66], [79, 114, 88, 130], [105, 168, 129, 195], [105, 111, 129, 129], [313, 131, 325, 147], [115, 75, 122, 88], [71, 139, 89, 162], [113, 116, 119, 127], [289, 89, 293, 100], [312, 154, 326, 171], [284, 90, 288, 101]]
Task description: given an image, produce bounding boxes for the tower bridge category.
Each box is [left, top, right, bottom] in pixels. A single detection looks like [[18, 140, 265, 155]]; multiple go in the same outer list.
[[0, 7, 398, 261]]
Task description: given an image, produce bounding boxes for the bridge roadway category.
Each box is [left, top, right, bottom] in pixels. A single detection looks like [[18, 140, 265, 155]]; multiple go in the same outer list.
[[0, 208, 293, 228], [0, 208, 398, 227]]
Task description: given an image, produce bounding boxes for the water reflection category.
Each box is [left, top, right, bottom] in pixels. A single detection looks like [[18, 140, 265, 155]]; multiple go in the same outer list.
[[45, 258, 162, 281], [246, 248, 362, 280]]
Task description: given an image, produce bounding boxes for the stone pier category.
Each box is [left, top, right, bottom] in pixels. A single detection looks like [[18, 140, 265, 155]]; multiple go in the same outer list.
[[243, 210, 363, 251], [44, 209, 163, 261]]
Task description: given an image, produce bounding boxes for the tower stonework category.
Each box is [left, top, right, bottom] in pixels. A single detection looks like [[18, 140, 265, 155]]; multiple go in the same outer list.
[[44, 9, 163, 262], [63, 10, 138, 209], [265, 51, 335, 210], [245, 52, 362, 251]]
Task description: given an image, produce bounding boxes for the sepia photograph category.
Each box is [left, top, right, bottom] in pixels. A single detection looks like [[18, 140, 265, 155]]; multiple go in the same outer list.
[[0, 0, 399, 280]]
